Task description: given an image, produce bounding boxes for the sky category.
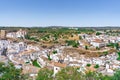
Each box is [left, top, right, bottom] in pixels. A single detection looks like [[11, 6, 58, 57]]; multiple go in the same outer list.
[[0, 0, 120, 27]]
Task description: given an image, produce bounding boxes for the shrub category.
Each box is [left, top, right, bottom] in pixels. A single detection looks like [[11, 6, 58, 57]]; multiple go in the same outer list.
[[32, 60, 41, 68], [117, 52, 120, 57], [85, 45, 88, 50], [117, 57, 120, 61], [53, 50, 57, 54], [117, 52, 120, 61], [94, 64, 99, 68], [66, 40, 79, 48], [103, 51, 108, 55], [47, 54, 52, 61], [96, 47, 100, 50], [96, 32, 102, 35], [86, 64, 91, 67]]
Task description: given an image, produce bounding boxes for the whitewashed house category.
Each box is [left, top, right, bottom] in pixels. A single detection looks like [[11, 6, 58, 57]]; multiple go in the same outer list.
[[6, 29, 26, 39], [90, 39, 105, 48], [16, 29, 26, 38], [53, 62, 66, 77], [6, 32, 16, 38]]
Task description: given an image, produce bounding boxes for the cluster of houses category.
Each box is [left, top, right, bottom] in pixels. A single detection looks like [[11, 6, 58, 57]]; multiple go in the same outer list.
[[1, 29, 120, 78], [5, 43, 120, 76], [6, 29, 26, 39], [79, 34, 120, 48]]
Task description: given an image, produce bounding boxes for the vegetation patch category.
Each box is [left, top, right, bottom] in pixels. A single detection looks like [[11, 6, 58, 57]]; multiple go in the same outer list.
[[94, 64, 99, 68], [96, 32, 102, 35], [86, 64, 91, 67], [117, 52, 120, 61], [66, 40, 79, 48], [53, 50, 57, 54], [32, 60, 41, 68], [47, 54, 52, 61], [107, 43, 119, 50], [103, 51, 108, 56]]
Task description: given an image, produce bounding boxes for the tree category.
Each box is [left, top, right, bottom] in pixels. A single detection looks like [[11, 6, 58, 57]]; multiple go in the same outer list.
[[117, 52, 120, 57], [32, 60, 41, 68], [94, 64, 99, 68], [112, 69, 120, 80], [114, 43, 119, 50], [55, 67, 84, 80], [79, 36, 82, 40], [117, 52, 120, 60], [86, 64, 91, 67], [72, 42, 79, 48], [66, 40, 79, 48], [85, 71, 103, 80], [103, 51, 108, 56], [36, 68, 53, 80], [101, 75, 113, 80], [0, 62, 22, 80], [53, 50, 57, 54], [47, 54, 52, 61], [96, 32, 102, 35], [85, 45, 88, 50], [96, 47, 100, 50], [25, 34, 30, 39]]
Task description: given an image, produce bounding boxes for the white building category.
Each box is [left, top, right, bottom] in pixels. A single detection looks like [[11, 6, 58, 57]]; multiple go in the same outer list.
[[6, 32, 16, 38], [90, 39, 105, 48], [16, 29, 26, 38], [53, 62, 67, 77], [6, 29, 26, 39]]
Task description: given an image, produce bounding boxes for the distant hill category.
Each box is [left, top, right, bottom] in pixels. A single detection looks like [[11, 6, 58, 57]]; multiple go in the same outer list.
[[0, 26, 120, 31]]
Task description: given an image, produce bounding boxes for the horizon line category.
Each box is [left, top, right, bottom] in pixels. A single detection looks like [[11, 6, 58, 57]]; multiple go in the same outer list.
[[0, 26, 120, 28]]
